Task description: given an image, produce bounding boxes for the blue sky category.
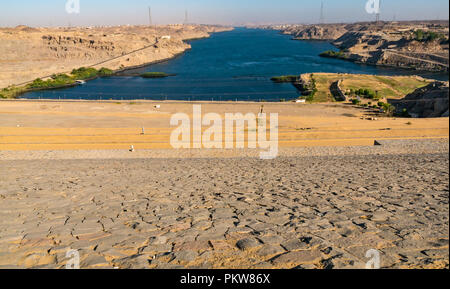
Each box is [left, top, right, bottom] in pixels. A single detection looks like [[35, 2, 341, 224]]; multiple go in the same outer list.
[[0, 0, 448, 27]]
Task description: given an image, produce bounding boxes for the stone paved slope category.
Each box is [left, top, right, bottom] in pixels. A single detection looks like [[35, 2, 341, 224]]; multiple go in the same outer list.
[[0, 151, 448, 269]]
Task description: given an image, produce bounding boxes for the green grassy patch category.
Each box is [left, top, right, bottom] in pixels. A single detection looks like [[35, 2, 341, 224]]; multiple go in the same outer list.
[[310, 74, 331, 102], [374, 76, 428, 96], [319, 50, 347, 59], [270, 75, 298, 83]]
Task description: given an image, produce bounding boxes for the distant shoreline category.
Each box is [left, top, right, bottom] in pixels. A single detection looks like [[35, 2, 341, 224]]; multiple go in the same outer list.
[[4, 29, 232, 99]]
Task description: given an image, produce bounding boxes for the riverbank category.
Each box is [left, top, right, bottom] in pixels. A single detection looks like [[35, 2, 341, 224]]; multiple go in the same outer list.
[[0, 25, 233, 93]]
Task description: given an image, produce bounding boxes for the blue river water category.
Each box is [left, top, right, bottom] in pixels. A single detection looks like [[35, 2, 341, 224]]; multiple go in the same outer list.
[[22, 28, 448, 101]]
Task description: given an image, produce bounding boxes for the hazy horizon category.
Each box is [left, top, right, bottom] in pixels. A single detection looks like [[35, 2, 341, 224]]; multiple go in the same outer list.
[[0, 0, 449, 28]]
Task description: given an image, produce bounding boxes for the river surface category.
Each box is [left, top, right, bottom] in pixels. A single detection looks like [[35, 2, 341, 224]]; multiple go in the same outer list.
[[22, 28, 448, 101]]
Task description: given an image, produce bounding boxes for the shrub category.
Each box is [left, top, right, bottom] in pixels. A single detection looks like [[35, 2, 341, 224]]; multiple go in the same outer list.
[[71, 67, 99, 79], [352, 99, 361, 105], [51, 74, 73, 84], [381, 103, 395, 116], [27, 74, 75, 89], [271, 75, 298, 83], [0, 93, 5, 99], [319, 50, 346, 59], [367, 89, 376, 99], [140, 72, 172, 78], [98, 67, 114, 77], [400, 108, 411, 118], [414, 29, 443, 42]]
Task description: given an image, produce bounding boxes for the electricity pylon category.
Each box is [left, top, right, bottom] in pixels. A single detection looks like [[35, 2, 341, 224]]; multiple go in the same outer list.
[[320, 1, 325, 24]]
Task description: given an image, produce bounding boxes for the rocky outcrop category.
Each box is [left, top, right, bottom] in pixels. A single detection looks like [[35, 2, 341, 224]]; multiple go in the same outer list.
[[292, 25, 347, 41], [333, 30, 449, 72], [330, 80, 346, 101], [389, 81, 449, 118], [272, 21, 449, 72], [294, 74, 315, 96]]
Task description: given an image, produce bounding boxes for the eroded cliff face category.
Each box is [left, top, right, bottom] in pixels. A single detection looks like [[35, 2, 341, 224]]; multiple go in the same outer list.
[[389, 82, 449, 118], [0, 25, 232, 88], [292, 25, 348, 41], [272, 21, 449, 72], [333, 28, 449, 72]]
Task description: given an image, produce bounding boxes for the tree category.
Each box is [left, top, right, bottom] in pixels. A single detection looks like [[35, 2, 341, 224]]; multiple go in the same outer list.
[[382, 103, 395, 116]]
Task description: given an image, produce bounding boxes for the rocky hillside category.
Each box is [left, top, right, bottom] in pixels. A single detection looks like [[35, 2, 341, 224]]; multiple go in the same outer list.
[[0, 25, 232, 88], [271, 21, 449, 72], [282, 24, 348, 41], [389, 81, 449, 118]]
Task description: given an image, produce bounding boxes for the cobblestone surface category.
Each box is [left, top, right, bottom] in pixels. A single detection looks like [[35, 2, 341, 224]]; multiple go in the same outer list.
[[0, 152, 448, 269]]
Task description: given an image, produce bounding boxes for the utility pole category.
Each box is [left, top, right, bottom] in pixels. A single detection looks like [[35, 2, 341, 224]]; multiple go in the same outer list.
[[148, 6, 152, 26], [376, 0, 381, 23], [320, 1, 325, 24], [184, 10, 189, 25]]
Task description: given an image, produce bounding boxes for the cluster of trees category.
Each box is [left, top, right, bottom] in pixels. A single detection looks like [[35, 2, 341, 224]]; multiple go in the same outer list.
[[413, 30, 445, 42], [319, 50, 346, 59], [27, 74, 75, 89], [71, 67, 114, 79], [0, 87, 6, 98], [98, 68, 114, 77], [0, 86, 22, 99], [27, 67, 114, 90], [349, 88, 378, 99], [351, 99, 397, 116]]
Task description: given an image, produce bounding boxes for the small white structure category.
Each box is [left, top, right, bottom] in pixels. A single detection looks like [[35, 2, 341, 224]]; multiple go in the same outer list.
[[75, 80, 86, 85], [296, 99, 306, 103], [161, 35, 171, 40], [154, 105, 161, 109], [129, 145, 135, 152]]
